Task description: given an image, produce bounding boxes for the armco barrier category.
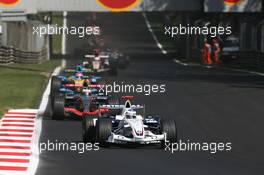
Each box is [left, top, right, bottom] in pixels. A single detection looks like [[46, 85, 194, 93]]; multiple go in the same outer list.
[[0, 46, 47, 64]]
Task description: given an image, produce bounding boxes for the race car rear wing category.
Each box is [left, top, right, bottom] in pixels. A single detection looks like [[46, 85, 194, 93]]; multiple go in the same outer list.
[[100, 104, 144, 109], [64, 68, 93, 73], [85, 55, 109, 58], [64, 84, 105, 88]]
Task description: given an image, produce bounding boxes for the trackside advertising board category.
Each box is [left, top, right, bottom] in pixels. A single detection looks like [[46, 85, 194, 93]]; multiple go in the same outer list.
[[0, 0, 37, 13], [204, 0, 262, 12], [0, 0, 262, 13], [0, 0, 202, 13], [36, 0, 204, 12]]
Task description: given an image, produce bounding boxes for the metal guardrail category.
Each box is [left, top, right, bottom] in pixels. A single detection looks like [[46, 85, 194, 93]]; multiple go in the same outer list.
[[0, 46, 47, 64]]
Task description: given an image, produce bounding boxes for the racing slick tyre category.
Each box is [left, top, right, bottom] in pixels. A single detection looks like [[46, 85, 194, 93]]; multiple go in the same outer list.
[[96, 118, 112, 147], [83, 115, 97, 143], [160, 119, 177, 148], [52, 94, 65, 120], [51, 76, 61, 97]]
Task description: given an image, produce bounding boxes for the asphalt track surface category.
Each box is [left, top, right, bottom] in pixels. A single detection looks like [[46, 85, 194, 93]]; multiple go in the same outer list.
[[37, 13, 264, 175]]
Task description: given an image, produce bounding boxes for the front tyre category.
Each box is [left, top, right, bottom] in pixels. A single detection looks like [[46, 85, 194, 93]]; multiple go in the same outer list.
[[96, 118, 112, 147], [52, 95, 65, 120], [160, 119, 177, 148], [50, 76, 62, 97], [83, 115, 97, 143]]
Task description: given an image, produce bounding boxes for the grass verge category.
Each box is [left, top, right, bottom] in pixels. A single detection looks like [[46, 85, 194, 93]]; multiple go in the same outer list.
[[0, 60, 60, 116]]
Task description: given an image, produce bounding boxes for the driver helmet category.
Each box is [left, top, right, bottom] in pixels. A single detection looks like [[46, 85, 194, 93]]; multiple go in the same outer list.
[[75, 72, 83, 80], [125, 109, 136, 119], [82, 88, 91, 96], [94, 49, 100, 57], [76, 65, 83, 72]]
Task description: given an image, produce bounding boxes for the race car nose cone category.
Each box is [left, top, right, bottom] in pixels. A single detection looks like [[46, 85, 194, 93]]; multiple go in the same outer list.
[[135, 130, 143, 136]]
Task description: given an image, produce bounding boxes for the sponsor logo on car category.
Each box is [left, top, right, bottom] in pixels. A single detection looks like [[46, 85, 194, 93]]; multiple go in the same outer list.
[[96, 0, 141, 12]]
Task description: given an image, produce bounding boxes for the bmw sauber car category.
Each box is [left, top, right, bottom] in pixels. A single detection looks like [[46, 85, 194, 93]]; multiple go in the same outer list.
[[83, 96, 177, 147]]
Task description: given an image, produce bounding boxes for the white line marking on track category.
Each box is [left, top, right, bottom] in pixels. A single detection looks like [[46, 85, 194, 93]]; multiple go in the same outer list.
[[142, 12, 167, 55], [142, 14, 264, 77], [173, 59, 189, 66], [27, 66, 62, 175], [220, 67, 264, 77]]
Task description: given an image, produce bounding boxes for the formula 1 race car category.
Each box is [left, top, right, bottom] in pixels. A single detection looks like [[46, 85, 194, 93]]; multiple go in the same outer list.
[[83, 50, 118, 76], [82, 96, 177, 147], [50, 87, 110, 120], [50, 71, 102, 98], [101, 49, 130, 69]]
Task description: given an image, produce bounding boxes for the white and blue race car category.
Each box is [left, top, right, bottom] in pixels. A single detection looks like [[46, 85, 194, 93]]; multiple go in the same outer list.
[[82, 96, 177, 148]]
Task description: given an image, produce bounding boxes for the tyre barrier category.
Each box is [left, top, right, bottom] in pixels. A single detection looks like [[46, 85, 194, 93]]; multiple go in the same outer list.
[[0, 46, 47, 64]]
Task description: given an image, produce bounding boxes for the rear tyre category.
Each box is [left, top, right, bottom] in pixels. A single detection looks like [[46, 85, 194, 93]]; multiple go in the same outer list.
[[96, 118, 112, 147], [51, 76, 62, 97], [160, 119, 177, 148], [83, 115, 97, 143], [52, 95, 65, 120]]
